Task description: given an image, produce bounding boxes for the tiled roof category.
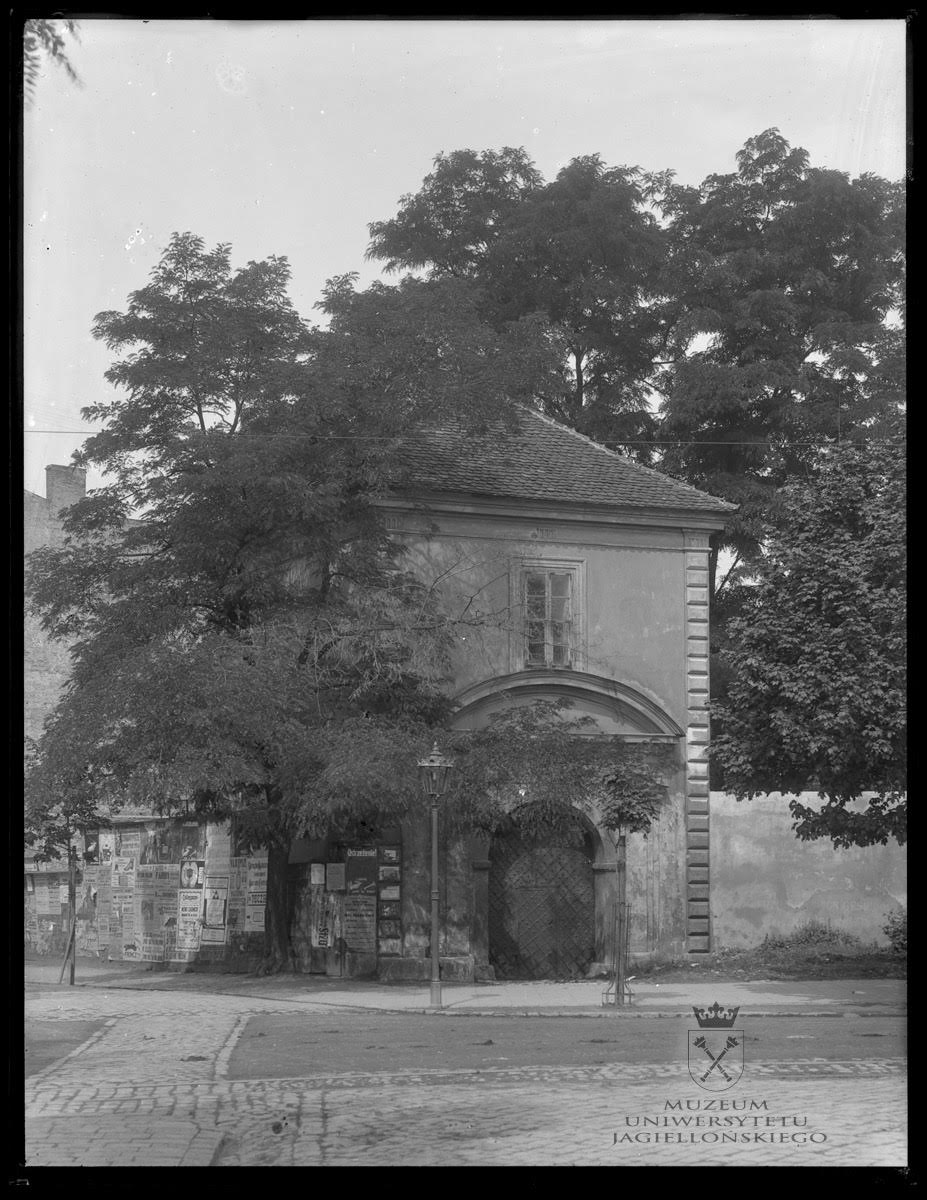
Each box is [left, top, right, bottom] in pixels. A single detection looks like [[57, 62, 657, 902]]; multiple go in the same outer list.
[[396, 408, 735, 516]]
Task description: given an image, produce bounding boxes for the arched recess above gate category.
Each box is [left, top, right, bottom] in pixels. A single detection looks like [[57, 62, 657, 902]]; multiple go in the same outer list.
[[449, 669, 684, 742]]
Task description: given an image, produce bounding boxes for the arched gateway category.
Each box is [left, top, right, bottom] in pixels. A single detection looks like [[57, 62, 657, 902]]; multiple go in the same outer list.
[[451, 670, 684, 980], [488, 814, 598, 980]]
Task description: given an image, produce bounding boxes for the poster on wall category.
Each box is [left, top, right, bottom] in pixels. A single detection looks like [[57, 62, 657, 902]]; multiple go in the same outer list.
[[177, 822, 208, 863], [134, 863, 181, 960], [99, 830, 116, 864], [345, 848, 377, 895], [97, 863, 113, 918], [310, 863, 325, 886], [139, 823, 172, 865], [34, 876, 56, 916], [227, 857, 247, 936], [246, 857, 268, 933], [172, 889, 203, 961], [310, 887, 328, 947], [116, 828, 140, 868], [311, 888, 343, 949], [180, 859, 206, 889], [79, 864, 99, 915], [344, 895, 376, 952], [111, 855, 135, 956], [201, 876, 229, 944], [377, 846, 402, 956], [326, 863, 345, 892], [134, 864, 162, 959], [205, 824, 232, 875], [96, 864, 112, 950]]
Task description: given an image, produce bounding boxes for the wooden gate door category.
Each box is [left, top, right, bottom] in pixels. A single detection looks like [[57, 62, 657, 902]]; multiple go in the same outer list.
[[488, 833, 595, 980]]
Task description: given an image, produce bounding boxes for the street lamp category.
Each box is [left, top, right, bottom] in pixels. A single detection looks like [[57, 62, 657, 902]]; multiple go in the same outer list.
[[418, 741, 455, 1008]]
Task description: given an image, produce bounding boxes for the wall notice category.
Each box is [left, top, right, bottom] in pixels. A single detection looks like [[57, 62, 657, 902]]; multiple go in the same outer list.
[[343, 894, 377, 954], [377, 845, 402, 956], [311, 888, 343, 949], [246, 856, 268, 933], [346, 847, 378, 895], [228, 857, 248, 937], [205, 824, 232, 874], [173, 889, 203, 961], [201, 877, 229, 944]]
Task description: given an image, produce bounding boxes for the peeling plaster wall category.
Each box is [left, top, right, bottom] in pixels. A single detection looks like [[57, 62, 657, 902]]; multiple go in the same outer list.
[[709, 792, 906, 946], [390, 505, 698, 958]]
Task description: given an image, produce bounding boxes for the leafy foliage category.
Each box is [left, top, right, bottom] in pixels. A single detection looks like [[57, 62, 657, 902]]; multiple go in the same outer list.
[[368, 131, 905, 593], [368, 149, 666, 457], [367, 147, 543, 277], [882, 908, 906, 955], [24, 18, 81, 104], [23, 233, 564, 967], [653, 128, 905, 585], [443, 701, 674, 841], [711, 435, 906, 846]]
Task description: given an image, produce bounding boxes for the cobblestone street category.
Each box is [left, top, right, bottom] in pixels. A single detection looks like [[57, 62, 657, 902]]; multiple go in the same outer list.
[[22, 979, 907, 1169]]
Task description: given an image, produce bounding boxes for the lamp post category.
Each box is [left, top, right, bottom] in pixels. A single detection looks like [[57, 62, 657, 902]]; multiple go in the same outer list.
[[418, 742, 455, 1008]]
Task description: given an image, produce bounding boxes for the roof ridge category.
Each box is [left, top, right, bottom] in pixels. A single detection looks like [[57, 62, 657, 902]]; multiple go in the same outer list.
[[520, 406, 736, 509]]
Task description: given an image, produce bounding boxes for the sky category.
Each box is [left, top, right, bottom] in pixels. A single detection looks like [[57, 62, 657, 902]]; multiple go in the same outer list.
[[23, 17, 907, 498]]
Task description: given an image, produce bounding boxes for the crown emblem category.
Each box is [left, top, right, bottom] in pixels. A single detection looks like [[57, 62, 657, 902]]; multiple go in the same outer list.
[[692, 1002, 740, 1028]]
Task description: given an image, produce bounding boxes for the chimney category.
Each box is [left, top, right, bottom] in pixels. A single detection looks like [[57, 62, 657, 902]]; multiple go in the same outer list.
[[45, 464, 87, 519]]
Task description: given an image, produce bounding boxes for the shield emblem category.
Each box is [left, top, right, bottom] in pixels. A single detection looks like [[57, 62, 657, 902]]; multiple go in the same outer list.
[[688, 1029, 744, 1091]]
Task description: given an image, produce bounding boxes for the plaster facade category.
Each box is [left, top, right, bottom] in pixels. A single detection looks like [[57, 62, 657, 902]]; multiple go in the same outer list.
[[364, 481, 726, 977], [709, 792, 906, 947]]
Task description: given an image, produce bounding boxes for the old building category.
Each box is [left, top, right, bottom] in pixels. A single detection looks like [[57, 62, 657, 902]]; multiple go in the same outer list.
[[288, 409, 734, 979]]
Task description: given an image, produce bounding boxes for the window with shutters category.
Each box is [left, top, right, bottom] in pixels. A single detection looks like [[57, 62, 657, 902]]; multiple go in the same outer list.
[[514, 560, 584, 671]]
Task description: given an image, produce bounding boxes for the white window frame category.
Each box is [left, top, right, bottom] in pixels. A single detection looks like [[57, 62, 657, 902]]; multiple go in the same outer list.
[[510, 558, 585, 672]]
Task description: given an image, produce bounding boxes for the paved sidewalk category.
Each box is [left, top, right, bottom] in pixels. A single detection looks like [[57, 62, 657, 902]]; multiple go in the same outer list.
[[23, 955, 906, 1017]]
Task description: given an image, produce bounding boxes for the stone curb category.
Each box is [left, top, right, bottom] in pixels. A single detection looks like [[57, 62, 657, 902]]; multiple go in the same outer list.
[[304, 1004, 906, 1019]]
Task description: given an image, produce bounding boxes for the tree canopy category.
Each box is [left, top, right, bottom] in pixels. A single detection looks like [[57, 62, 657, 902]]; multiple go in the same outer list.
[[368, 130, 905, 591], [654, 128, 905, 583], [710, 433, 906, 847], [368, 148, 666, 452], [25, 231, 667, 967]]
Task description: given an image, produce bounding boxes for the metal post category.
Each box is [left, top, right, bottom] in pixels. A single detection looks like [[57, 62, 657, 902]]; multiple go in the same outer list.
[[615, 831, 627, 1006], [430, 798, 442, 1007], [66, 843, 77, 985]]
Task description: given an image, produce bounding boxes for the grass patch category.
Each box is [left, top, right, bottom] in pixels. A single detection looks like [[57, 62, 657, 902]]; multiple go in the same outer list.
[[634, 920, 906, 982]]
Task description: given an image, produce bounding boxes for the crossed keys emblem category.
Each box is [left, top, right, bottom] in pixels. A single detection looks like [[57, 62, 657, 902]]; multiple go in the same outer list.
[[693, 1034, 741, 1083], [687, 1028, 745, 1091]]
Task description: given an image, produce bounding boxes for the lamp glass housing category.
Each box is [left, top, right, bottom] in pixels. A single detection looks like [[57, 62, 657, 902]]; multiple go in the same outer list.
[[418, 743, 454, 798]]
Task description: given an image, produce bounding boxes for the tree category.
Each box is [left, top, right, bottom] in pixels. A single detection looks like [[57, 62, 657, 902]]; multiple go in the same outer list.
[[367, 146, 543, 278], [367, 149, 666, 456], [23, 18, 81, 104], [24, 232, 563, 970], [442, 700, 673, 841], [710, 435, 905, 847], [368, 132, 905, 584], [653, 128, 905, 594]]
